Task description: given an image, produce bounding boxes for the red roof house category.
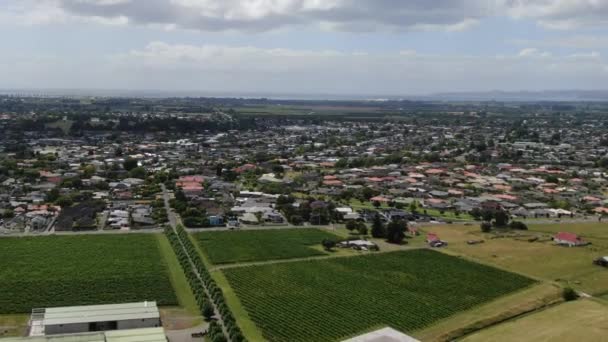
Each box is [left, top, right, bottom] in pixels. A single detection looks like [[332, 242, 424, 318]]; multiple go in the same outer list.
[[553, 232, 589, 247]]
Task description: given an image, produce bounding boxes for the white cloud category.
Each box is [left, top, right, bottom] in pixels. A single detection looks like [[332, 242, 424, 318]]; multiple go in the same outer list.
[[505, 0, 608, 29], [0, 0, 496, 32], [96, 42, 608, 94], [3, 1, 608, 32], [518, 48, 552, 57]]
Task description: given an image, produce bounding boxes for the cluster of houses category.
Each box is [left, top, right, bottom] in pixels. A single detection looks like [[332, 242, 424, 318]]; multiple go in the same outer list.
[[3, 111, 608, 234]]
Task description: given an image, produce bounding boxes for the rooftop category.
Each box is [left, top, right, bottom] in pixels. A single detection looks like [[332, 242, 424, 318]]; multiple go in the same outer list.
[[0, 328, 166, 342], [342, 327, 420, 342], [40, 302, 159, 327]]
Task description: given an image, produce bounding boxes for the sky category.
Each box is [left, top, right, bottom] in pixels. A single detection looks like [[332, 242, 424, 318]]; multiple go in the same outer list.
[[1, 0, 608, 96]]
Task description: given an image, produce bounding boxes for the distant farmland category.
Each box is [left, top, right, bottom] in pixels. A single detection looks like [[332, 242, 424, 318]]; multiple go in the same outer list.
[[0, 235, 177, 313], [222, 249, 535, 342], [194, 228, 340, 264]]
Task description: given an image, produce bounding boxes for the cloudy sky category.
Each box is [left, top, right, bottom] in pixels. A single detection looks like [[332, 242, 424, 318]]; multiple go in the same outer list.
[[2, 0, 608, 96]]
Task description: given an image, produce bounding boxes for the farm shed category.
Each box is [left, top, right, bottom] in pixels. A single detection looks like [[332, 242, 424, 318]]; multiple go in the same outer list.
[[0, 327, 167, 341], [553, 232, 589, 247], [29, 302, 161, 337], [342, 327, 420, 342]]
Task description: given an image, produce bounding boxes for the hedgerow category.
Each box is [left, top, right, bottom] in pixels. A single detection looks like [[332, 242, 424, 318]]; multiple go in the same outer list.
[[165, 225, 246, 342]]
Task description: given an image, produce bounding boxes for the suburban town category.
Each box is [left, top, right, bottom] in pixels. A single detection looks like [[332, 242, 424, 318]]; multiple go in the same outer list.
[[2, 1, 608, 341], [0, 95, 607, 341]]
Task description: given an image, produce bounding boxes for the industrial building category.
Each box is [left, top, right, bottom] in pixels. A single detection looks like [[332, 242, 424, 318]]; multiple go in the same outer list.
[[28, 302, 161, 337], [1, 327, 167, 342]]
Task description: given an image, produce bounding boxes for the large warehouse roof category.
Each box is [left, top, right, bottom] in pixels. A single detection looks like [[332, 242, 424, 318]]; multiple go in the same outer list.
[[41, 302, 160, 326], [0, 327, 166, 342]]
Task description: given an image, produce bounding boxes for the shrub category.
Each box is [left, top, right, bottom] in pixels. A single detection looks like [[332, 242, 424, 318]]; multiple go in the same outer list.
[[481, 222, 492, 233], [562, 287, 579, 301], [509, 221, 528, 230]]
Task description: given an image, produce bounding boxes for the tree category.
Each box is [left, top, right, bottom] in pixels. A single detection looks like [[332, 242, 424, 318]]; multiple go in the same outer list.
[[509, 221, 528, 230], [82, 164, 96, 178], [55, 195, 73, 207], [361, 187, 375, 201], [254, 211, 263, 225], [409, 201, 418, 213], [345, 220, 357, 233], [123, 158, 138, 171], [481, 221, 492, 232], [128, 166, 146, 179], [371, 214, 386, 238], [562, 287, 579, 301], [386, 220, 407, 244], [202, 299, 214, 320], [493, 210, 509, 227], [322, 238, 336, 251], [481, 209, 494, 222], [372, 201, 381, 208], [357, 222, 368, 236], [470, 207, 482, 220], [272, 165, 284, 177], [46, 187, 60, 202]]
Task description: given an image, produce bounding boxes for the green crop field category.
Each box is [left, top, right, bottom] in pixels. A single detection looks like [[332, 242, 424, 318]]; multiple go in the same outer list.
[[222, 249, 535, 342], [0, 235, 177, 313], [194, 228, 340, 264]]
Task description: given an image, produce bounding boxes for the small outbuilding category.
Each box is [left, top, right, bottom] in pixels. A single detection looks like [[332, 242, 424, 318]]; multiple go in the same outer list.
[[553, 232, 589, 247]]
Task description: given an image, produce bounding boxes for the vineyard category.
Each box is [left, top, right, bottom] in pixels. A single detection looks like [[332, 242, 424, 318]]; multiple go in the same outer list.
[[194, 228, 340, 264], [0, 235, 177, 313], [222, 249, 535, 342]]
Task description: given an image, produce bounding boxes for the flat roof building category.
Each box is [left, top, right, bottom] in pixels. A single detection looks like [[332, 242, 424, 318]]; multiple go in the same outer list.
[[1, 327, 167, 342], [29, 302, 161, 337]]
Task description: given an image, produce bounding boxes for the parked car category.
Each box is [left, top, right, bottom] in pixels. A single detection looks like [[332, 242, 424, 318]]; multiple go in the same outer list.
[[593, 256, 608, 267], [430, 240, 448, 248]]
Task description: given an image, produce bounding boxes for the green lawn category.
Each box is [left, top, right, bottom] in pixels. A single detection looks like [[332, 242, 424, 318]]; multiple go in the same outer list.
[[0, 235, 177, 313], [193, 228, 341, 265], [222, 249, 535, 342], [430, 223, 608, 295]]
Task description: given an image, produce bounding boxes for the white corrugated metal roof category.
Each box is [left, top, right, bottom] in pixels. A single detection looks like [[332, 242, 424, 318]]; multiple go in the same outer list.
[[0, 328, 166, 342], [342, 327, 420, 342], [105, 327, 166, 342], [42, 302, 159, 326]]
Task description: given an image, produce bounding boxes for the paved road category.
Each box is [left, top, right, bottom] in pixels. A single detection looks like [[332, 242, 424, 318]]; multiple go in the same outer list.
[[161, 184, 180, 229]]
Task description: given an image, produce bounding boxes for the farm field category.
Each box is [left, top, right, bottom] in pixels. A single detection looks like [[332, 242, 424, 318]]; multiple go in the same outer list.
[[428, 223, 608, 295], [222, 249, 535, 342], [462, 299, 608, 342], [194, 228, 342, 264], [414, 282, 563, 341], [0, 234, 177, 314]]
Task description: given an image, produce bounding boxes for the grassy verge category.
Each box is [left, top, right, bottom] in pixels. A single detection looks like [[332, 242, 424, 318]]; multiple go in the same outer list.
[[156, 234, 200, 315], [461, 298, 608, 342], [413, 283, 562, 341], [0, 314, 29, 338]]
